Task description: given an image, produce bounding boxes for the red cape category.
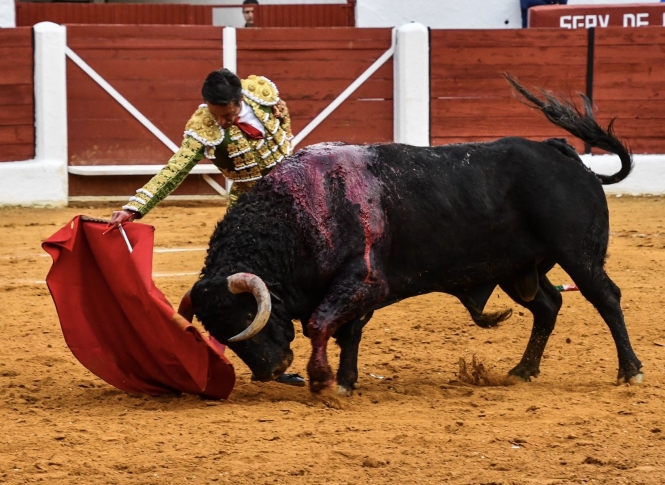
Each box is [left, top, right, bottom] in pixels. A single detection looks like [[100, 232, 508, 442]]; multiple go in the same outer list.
[[42, 216, 235, 399]]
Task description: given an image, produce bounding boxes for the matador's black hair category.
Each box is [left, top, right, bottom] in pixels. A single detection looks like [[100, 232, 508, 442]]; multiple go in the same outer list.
[[201, 68, 243, 106]]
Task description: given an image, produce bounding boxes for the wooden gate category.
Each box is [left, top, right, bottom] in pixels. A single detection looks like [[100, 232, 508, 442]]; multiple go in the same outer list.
[[64, 25, 393, 197], [66, 25, 225, 197]]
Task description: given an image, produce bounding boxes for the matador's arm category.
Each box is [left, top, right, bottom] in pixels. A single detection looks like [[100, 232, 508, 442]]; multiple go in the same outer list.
[[122, 105, 223, 218]]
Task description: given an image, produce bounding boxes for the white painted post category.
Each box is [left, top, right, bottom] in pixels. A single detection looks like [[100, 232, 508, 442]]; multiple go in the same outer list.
[[0, 22, 68, 206], [393, 22, 430, 147], [34, 22, 68, 205], [34, 22, 68, 165], [222, 26, 237, 195], [223, 27, 237, 75]]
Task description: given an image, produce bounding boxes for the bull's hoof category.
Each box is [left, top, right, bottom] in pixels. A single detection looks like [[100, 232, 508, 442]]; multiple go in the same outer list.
[[474, 308, 513, 328], [337, 384, 354, 396], [618, 372, 644, 385], [309, 378, 334, 393], [508, 363, 540, 382], [307, 362, 334, 393]]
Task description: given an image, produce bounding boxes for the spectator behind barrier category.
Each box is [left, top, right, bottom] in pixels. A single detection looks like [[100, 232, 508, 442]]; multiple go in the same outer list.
[[243, 0, 258, 28], [521, 0, 568, 28]]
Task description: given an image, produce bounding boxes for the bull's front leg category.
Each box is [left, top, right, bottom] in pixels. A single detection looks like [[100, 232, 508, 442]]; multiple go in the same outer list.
[[307, 271, 387, 393], [334, 311, 374, 394]]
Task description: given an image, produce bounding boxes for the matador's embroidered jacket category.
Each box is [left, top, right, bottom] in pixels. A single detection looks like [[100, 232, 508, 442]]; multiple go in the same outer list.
[[123, 75, 293, 216]]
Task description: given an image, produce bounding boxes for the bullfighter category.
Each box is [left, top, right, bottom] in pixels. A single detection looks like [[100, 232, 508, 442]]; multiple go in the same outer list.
[[110, 67, 294, 225], [109, 68, 303, 386]]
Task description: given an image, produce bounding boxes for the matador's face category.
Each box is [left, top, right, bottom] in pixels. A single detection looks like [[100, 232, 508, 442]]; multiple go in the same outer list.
[[207, 101, 242, 130]]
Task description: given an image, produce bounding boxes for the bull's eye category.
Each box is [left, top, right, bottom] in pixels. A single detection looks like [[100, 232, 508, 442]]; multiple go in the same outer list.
[[246, 313, 253, 324]]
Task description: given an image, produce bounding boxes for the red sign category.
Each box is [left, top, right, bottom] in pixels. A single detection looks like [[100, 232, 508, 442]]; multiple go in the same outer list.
[[529, 4, 665, 29]]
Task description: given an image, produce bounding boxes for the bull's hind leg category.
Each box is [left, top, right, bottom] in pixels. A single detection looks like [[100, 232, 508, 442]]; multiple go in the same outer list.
[[454, 283, 513, 328], [558, 262, 643, 383], [334, 311, 374, 395], [499, 275, 562, 381]]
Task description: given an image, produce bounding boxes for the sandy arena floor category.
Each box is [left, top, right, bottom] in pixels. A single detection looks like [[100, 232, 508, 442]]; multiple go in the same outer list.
[[1, 196, 664, 484]]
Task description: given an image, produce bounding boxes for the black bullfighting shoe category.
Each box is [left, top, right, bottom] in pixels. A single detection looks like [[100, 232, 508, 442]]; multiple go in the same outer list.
[[252, 373, 306, 387]]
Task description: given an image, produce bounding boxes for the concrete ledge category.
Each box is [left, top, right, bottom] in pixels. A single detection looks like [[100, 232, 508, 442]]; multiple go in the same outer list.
[[0, 159, 68, 207], [68, 165, 222, 176], [69, 195, 223, 203], [581, 154, 665, 195]]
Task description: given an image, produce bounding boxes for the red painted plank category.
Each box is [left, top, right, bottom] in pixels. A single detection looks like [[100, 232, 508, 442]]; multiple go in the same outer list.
[[0, 126, 34, 145], [594, 45, 665, 63], [254, 5, 354, 28], [0, 57, 34, 85], [431, 28, 588, 48], [238, 27, 391, 45], [0, 107, 33, 126], [593, 85, 665, 101], [434, 47, 588, 67], [431, 136, 586, 154], [0, 145, 35, 164], [238, 49, 394, 62], [617, 138, 665, 153], [0, 27, 33, 46], [594, 27, 665, 46], [68, 58, 223, 80], [17, 4, 213, 27], [67, 24, 222, 40], [68, 140, 174, 166]]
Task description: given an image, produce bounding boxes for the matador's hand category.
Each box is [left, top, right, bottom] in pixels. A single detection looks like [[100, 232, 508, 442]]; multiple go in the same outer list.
[[108, 210, 137, 229], [272, 99, 287, 119]]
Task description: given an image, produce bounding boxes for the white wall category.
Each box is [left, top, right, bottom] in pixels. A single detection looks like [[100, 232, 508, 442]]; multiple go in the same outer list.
[[582, 155, 665, 196], [568, 0, 660, 4], [356, 0, 664, 29], [357, 0, 522, 28], [0, 0, 15, 28]]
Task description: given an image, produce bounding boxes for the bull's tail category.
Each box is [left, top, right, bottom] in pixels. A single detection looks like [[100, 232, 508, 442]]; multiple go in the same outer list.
[[505, 74, 632, 185]]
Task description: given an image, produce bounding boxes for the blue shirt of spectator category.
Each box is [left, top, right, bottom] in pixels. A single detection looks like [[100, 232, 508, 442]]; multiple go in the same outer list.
[[521, 0, 568, 28]]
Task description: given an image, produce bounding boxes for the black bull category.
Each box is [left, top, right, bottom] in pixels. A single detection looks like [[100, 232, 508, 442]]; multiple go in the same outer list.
[[187, 77, 643, 393]]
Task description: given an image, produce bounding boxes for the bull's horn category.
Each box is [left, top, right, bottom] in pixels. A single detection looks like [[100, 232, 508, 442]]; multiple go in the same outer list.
[[227, 273, 272, 343]]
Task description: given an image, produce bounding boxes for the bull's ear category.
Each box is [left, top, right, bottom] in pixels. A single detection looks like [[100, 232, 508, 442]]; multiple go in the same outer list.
[[264, 281, 283, 303], [264, 281, 282, 291], [190, 277, 231, 306]]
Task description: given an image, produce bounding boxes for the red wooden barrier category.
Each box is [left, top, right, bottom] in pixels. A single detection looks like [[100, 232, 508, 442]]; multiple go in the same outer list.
[[15, 3, 354, 28], [0, 28, 34, 163], [254, 4, 354, 27], [16, 4, 212, 26], [430, 29, 588, 151], [529, 4, 665, 29], [237, 27, 393, 147], [7, 23, 665, 198]]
